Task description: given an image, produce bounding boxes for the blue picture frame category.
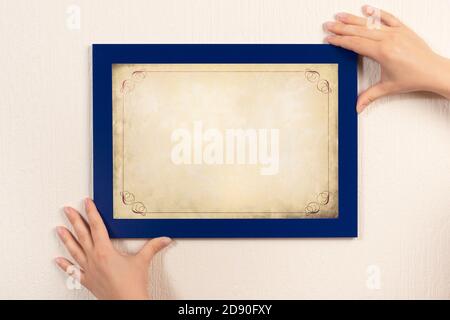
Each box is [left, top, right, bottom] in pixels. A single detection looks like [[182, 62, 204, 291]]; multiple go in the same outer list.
[[93, 44, 357, 238]]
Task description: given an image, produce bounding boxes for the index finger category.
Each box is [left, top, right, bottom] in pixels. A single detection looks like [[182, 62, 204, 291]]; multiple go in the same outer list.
[[336, 12, 367, 26], [326, 35, 379, 60]]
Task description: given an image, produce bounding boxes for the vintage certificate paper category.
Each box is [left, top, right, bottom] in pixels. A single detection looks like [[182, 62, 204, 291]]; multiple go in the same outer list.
[[112, 64, 338, 219]]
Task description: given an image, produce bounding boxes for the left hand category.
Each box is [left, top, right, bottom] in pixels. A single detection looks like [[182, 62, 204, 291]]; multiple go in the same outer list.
[[324, 5, 450, 112], [55, 198, 171, 300]]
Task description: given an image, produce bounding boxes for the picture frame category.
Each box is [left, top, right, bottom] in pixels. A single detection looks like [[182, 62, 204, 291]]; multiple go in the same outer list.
[[93, 44, 357, 238]]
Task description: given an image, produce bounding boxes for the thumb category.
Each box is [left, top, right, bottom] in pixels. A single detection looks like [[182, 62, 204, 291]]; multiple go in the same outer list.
[[138, 237, 172, 262], [356, 82, 392, 113]]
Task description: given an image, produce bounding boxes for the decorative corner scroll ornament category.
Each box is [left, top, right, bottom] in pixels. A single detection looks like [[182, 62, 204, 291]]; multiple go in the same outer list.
[[120, 191, 147, 215], [305, 69, 331, 94], [120, 71, 147, 94], [305, 191, 330, 214]]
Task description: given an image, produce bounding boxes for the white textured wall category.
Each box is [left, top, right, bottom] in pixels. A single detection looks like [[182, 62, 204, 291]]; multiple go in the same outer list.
[[0, 0, 449, 299]]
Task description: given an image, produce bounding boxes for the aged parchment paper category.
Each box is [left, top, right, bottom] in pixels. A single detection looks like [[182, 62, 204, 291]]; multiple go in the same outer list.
[[112, 64, 338, 219]]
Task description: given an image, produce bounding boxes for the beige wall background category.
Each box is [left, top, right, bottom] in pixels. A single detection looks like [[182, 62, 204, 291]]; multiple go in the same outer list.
[[0, 0, 449, 299]]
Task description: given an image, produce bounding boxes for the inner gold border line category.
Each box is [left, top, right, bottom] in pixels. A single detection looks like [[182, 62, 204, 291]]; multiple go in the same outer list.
[[119, 69, 331, 215]]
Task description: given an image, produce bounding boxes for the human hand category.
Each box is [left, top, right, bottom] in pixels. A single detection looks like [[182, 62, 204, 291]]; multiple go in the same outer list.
[[55, 198, 172, 300], [324, 5, 450, 112]]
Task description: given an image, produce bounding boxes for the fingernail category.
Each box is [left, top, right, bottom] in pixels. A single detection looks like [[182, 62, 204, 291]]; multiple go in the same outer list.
[[323, 21, 335, 31], [56, 226, 65, 237], [357, 104, 366, 113], [364, 5, 374, 15], [324, 35, 335, 43], [85, 197, 90, 208], [54, 257, 62, 264], [160, 237, 172, 245], [335, 12, 347, 20], [63, 207, 75, 219]]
